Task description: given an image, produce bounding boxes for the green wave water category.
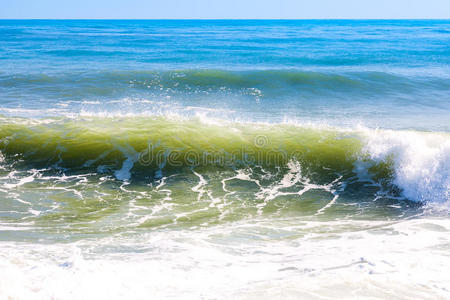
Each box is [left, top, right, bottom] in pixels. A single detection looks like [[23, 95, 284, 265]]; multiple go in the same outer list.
[[0, 117, 362, 172], [0, 116, 423, 241], [1, 116, 447, 234]]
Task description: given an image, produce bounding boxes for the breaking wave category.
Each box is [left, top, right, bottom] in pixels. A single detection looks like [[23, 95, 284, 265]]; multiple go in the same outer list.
[[0, 116, 448, 204]]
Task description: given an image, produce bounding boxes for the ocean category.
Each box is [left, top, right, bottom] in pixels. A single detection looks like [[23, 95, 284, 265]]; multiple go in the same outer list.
[[0, 19, 449, 299]]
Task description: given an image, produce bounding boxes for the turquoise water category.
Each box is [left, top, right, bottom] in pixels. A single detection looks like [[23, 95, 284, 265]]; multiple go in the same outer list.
[[1, 20, 450, 130], [0, 20, 449, 299]]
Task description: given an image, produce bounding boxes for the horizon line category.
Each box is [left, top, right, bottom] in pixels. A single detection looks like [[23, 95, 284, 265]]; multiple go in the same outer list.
[[1, 18, 450, 21]]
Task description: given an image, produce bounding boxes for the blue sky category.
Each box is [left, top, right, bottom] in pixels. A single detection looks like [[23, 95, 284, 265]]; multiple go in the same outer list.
[[1, 0, 450, 19]]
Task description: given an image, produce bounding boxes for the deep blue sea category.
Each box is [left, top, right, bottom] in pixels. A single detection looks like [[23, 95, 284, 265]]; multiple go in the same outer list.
[[0, 20, 449, 299]]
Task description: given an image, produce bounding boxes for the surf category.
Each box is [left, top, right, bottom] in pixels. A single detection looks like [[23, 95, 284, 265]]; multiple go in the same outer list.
[[0, 116, 448, 204]]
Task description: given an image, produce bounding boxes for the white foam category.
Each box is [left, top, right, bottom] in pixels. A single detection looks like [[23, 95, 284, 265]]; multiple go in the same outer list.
[[113, 145, 139, 181], [363, 129, 450, 203], [1, 218, 450, 299]]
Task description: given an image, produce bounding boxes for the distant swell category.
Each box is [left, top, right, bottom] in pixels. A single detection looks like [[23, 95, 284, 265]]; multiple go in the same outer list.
[[1, 69, 449, 97]]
